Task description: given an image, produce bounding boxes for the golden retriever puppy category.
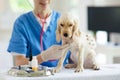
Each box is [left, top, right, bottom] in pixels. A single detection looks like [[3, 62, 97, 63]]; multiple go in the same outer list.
[[54, 13, 100, 73]]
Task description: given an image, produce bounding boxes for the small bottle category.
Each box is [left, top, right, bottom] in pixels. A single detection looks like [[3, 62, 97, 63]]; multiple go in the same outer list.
[[31, 56, 38, 71]]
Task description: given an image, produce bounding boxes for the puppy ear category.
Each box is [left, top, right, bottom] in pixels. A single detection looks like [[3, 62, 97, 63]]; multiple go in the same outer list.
[[72, 18, 81, 37], [56, 23, 61, 42]]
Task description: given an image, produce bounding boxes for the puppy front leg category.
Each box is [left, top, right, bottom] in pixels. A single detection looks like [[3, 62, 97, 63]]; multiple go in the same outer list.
[[90, 50, 100, 70], [75, 46, 84, 72], [54, 51, 68, 73]]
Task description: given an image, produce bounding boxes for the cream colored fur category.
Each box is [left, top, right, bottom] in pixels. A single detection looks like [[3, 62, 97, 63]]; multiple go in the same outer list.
[[54, 13, 99, 73]]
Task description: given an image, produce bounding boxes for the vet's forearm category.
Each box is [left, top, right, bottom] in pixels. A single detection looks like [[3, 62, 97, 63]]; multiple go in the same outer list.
[[11, 52, 28, 66]]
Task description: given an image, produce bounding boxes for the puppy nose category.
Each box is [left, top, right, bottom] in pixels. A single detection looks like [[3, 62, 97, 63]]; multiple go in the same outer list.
[[64, 33, 68, 37]]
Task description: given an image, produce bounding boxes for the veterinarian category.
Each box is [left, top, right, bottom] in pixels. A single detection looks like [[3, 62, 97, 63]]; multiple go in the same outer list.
[[7, 0, 70, 67]]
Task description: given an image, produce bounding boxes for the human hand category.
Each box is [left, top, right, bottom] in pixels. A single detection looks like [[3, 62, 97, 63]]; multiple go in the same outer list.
[[40, 44, 70, 61]]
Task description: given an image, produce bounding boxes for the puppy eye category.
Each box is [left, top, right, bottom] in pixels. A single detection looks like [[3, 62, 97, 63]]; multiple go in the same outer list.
[[69, 24, 73, 27], [60, 24, 64, 27]]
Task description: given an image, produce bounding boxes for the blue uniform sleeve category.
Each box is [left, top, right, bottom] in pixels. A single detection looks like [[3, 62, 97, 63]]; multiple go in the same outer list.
[[7, 18, 27, 55]]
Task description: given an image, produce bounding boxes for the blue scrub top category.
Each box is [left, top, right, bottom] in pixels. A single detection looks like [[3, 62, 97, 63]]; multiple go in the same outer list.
[[7, 11, 70, 67]]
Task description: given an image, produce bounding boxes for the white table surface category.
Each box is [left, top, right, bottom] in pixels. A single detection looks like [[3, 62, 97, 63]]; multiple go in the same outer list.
[[0, 64, 120, 80]]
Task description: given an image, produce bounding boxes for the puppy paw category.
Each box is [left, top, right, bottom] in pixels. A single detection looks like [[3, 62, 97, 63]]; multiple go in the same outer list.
[[65, 64, 77, 69], [53, 67, 62, 73], [74, 67, 84, 72], [93, 64, 100, 70]]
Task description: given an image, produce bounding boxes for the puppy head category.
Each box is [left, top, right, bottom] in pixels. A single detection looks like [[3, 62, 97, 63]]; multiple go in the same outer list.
[[56, 13, 80, 42]]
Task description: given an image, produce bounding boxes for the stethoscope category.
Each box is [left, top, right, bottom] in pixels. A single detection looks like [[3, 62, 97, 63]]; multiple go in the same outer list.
[[29, 13, 49, 62], [37, 13, 49, 51]]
